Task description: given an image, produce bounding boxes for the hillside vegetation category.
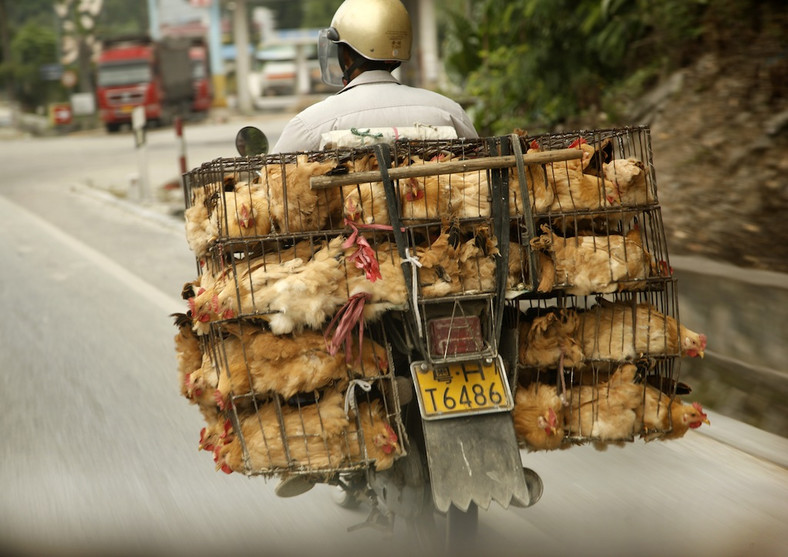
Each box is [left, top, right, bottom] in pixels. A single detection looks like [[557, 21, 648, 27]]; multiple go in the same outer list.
[[445, 0, 787, 272]]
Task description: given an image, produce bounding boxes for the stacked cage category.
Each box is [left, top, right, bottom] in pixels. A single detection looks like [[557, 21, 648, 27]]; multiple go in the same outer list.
[[178, 150, 410, 480], [508, 127, 708, 451], [174, 126, 708, 482]]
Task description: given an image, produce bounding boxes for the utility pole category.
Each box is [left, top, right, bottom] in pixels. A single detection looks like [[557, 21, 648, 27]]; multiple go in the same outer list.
[[147, 0, 161, 40], [417, 0, 439, 89], [232, 0, 253, 114], [208, 0, 227, 107]]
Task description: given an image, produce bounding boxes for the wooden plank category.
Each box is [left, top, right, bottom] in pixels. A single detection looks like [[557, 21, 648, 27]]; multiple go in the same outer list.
[[309, 147, 583, 190]]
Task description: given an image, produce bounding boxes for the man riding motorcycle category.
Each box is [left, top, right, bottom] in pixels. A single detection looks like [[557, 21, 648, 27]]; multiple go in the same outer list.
[[270, 0, 478, 154]]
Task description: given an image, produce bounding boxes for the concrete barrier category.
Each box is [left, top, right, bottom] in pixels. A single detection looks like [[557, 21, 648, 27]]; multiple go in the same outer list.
[[672, 255, 788, 438]]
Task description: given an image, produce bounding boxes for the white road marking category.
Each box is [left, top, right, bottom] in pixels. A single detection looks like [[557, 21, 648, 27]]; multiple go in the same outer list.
[[0, 195, 184, 314]]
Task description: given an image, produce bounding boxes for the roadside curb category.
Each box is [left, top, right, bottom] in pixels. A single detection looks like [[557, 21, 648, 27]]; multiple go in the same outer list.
[[73, 182, 184, 234]]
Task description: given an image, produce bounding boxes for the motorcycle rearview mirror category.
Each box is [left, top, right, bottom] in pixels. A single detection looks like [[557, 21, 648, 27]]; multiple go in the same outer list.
[[235, 126, 269, 157]]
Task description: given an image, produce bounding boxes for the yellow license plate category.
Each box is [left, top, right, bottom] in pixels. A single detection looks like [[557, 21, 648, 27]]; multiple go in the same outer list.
[[410, 357, 513, 420]]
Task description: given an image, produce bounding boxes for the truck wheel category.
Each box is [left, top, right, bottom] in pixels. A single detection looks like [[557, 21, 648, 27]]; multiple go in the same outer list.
[[105, 123, 121, 133]]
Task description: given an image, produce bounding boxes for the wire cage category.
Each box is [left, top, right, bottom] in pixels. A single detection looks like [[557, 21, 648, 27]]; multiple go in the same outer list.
[[178, 125, 696, 473], [507, 127, 702, 451], [202, 318, 404, 477]]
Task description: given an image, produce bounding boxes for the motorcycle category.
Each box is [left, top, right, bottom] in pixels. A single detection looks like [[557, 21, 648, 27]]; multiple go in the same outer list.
[[178, 126, 602, 554], [232, 126, 582, 550], [182, 124, 686, 553]]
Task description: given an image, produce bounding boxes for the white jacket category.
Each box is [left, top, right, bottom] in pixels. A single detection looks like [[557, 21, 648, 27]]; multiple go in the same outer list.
[[271, 70, 478, 153]]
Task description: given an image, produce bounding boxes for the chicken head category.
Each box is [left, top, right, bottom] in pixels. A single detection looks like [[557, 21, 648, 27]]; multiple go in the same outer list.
[[683, 332, 707, 358], [536, 407, 561, 437], [684, 402, 710, 429]]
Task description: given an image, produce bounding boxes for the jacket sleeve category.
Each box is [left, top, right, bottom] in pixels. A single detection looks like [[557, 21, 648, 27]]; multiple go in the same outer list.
[[453, 112, 479, 139]]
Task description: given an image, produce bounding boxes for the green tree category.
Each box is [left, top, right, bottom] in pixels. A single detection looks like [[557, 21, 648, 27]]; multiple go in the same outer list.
[[7, 21, 65, 110], [95, 0, 148, 38], [302, 0, 343, 29], [441, 0, 717, 134]]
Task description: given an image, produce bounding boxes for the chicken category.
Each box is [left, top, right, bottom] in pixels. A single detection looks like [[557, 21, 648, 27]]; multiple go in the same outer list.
[[399, 168, 454, 221], [216, 387, 351, 473], [211, 323, 388, 409], [184, 350, 220, 411], [184, 184, 220, 258], [564, 137, 597, 173], [437, 153, 534, 219], [262, 154, 343, 233], [343, 180, 388, 225], [217, 180, 273, 240], [564, 363, 645, 448], [524, 139, 619, 214], [603, 158, 650, 207], [512, 382, 565, 451], [448, 169, 492, 219], [457, 225, 498, 293], [414, 225, 463, 298], [506, 241, 529, 291], [341, 154, 390, 225], [259, 236, 349, 334], [344, 241, 409, 321], [517, 140, 556, 213], [530, 224, 654, 296], [641, 390, 710, 441], [346, 399, 401, 471], [577, 300, 707, 360], [172, 312, 203, 399], [518, 308, 584, 369], [189, 236, 348, 335], [198, 415, 233, 457]]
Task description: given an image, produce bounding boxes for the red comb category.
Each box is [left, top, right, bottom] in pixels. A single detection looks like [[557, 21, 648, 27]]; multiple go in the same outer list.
[[568, 137, 588, 148]]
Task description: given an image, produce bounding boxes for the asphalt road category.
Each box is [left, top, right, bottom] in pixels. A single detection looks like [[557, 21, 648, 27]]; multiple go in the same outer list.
[[0, 117, 786, 557]]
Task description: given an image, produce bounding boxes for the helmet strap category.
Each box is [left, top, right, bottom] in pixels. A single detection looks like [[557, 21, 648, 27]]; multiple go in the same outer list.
[[338, 44, 403, 85], [341, 57, 365, 86]]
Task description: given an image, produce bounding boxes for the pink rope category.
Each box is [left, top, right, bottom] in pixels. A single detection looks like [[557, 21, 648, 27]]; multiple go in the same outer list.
[[329, 219, 403, 361], [324, 292, 370, 363], [342, 218, 393, 282]]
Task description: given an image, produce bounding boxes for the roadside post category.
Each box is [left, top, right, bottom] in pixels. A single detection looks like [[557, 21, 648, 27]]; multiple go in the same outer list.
[[175, 115, 189, 208], [131, 106, 151, 202]]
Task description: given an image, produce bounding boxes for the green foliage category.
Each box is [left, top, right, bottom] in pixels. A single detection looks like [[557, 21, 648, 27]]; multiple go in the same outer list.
[[441, 0, 728, 134], [258, 0, 303, 30], [6, 21, 65, 110], [95, 0, 148, 38], [302, 0, 344, 29]]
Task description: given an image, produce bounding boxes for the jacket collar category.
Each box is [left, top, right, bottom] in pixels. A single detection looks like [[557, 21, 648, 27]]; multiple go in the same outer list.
[[338, 70, 400, 94]]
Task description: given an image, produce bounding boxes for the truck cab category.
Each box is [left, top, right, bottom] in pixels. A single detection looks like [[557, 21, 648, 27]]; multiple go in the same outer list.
[[96, 36, 194, 133]]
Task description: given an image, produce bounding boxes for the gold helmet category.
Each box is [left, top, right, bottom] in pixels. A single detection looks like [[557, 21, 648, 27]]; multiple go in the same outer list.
[[318, 0, 412, 86], [331, 0, 412, 61]]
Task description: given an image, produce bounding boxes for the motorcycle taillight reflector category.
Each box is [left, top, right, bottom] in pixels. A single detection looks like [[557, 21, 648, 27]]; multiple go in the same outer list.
[[428, 316, 483, 357]]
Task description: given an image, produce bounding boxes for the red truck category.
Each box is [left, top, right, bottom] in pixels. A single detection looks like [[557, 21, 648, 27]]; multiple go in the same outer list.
[[96, 35, 212, 133]]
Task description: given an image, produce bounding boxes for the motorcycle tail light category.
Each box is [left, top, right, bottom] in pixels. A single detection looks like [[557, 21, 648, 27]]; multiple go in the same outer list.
[[428, 316, 484, 358]]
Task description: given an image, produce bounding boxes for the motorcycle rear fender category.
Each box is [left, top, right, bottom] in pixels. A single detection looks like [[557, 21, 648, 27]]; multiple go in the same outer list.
[[422, 411, 529, 513]]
